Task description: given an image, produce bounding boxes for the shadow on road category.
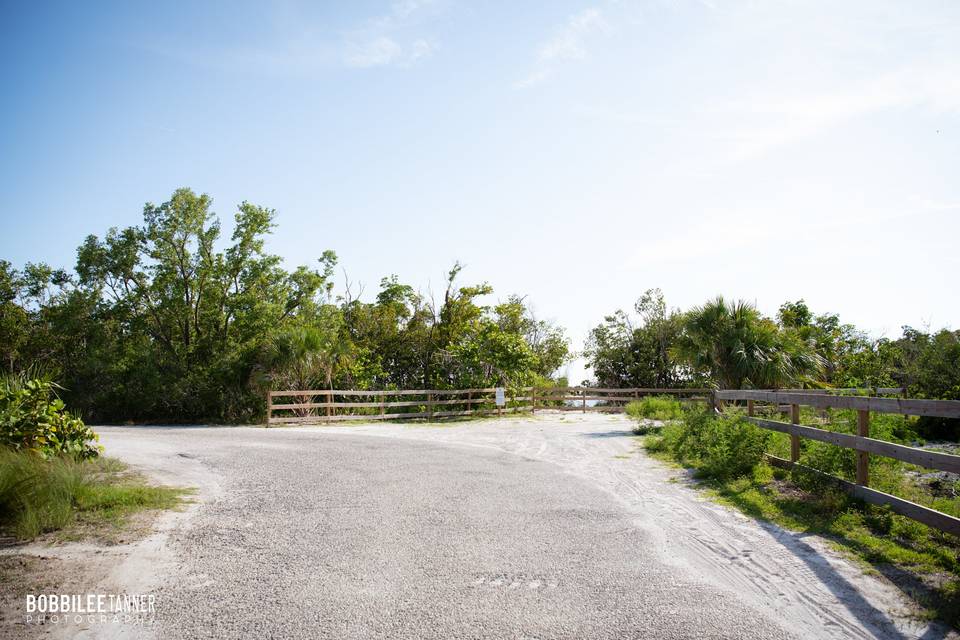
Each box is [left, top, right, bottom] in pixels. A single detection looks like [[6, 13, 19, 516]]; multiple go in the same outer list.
[[758, 520, 951, 639], [583, 430, 636, 439]]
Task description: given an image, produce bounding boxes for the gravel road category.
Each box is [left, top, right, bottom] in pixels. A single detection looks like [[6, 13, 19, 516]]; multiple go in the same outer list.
[[84, 413, 954, 640]]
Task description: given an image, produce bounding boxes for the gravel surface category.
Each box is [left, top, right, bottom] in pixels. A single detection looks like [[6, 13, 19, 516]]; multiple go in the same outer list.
[[81, 414, 956, 639]]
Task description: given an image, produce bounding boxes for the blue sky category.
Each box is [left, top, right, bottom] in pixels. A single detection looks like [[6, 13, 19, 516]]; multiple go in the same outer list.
[[2, 1, 958, 380]]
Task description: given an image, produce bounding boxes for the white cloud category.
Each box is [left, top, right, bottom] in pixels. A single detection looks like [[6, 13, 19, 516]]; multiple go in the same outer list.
[[344, 36, 434, 68], [516, 7, 609, 88], [710, 63, 960, 161], [143, 2, 440, 73], [343, 1, 438, 68], [538, 8, 606, 62], [391, 0, 436, 21], [345, 37, 404, 68], [917, 198, 960, 212]]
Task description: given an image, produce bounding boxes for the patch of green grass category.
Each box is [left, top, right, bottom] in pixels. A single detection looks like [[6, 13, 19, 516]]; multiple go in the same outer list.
[[0, 448, 189, 541]]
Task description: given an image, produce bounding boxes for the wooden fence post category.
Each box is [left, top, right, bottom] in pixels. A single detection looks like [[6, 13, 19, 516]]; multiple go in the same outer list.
[[582, 388, 587, 414], [266, 390, 273, 426], [531, 388, 536, 414], [380, 392, 385, 418], [326, 390, 332, 423], [790, 403, 801, 463], [467, 390, 473, 417], [857, 409, 870, 486], [747, 399, 755, 417], [428, 393, 434, 421]]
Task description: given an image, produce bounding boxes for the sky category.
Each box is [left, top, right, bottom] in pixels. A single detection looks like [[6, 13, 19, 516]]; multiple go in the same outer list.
[[1, 0, 958, 382]]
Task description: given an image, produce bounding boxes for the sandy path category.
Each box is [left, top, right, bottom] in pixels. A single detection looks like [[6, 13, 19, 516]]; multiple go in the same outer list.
[[5, 413, 955, 639], [96, 422, 795, 639], [298, 412, 956, 640]]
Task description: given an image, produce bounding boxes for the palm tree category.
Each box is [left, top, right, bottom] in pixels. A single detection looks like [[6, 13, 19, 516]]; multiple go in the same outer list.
[[672, 296, 823, 389], [263, 313, 353, 415]]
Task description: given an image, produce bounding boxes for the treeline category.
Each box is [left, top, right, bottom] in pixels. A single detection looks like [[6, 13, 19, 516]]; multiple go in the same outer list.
[[586, 288, 959, 395], [0, 188, 570, 422], [3, 188, 957, 428], [585, 289, 959, 437]]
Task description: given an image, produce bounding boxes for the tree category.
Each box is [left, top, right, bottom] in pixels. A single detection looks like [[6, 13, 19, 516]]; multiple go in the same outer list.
[[0, 261, 30, 371], [673, 296, 823, 389], [584, 289, 686, 388], [2, 189, 566, 421], [71, 188, 335, 420]]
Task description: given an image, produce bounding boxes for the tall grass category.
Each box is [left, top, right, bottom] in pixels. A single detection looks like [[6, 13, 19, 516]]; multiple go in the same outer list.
[[0, 448, 184, 540]]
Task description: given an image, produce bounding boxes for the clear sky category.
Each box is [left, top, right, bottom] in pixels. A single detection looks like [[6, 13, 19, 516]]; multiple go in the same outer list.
[[2, 1, 958, 381]]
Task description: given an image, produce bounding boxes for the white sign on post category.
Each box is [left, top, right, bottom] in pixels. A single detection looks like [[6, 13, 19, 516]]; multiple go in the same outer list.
[[495, 387, 506, 407]]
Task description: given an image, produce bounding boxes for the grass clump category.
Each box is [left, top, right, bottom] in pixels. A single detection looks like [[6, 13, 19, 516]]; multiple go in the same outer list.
[[0, 448, 187, 541]]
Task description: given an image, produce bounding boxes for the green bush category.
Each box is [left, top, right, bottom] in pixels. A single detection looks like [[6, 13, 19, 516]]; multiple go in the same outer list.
[[0, 379, 100, 460], [791, 410, 919, 488], [645, 408, 770, 479], [626, 395, 683, 422]]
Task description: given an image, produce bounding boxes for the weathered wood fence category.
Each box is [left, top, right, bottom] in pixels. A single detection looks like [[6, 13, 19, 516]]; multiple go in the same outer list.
[[715, 389, 960, 536], [530, 387, 710, 413], [266, 387, 710, 425], [267, 388, 524, 424]]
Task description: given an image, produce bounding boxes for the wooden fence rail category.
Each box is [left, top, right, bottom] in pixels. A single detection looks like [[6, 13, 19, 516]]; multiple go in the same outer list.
[[267, 387, 712, 424], [714, 389, 960, 537]]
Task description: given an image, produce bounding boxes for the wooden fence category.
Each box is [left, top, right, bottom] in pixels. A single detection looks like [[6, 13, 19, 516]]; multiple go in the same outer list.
[[266, 387, 710, 425], [530, 387, 710, 413], [267, 388, 524, 424], [714, 389, 960, 536]]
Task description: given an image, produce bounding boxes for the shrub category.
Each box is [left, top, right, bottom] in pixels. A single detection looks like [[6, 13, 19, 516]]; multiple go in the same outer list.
[[645, 408, 770, 479], [626, 395, 683, 422], [0, 379, 100, 460]]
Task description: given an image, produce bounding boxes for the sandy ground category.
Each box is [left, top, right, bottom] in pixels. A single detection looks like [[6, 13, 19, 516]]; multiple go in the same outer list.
[[2, 412, 956, 639], [303, 412, 959, 639]]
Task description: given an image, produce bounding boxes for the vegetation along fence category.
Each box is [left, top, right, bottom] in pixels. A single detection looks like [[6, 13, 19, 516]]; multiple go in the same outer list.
[[714, 389, 960, 536], [266, 387, 711, 425]]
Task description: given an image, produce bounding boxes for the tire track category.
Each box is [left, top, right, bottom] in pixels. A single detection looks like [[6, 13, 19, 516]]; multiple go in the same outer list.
[[308, 414, 955, 640]]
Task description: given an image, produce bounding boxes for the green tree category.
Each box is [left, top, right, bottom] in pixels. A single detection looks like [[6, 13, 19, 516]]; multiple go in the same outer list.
[[673, 296, 823, 389], [0, 261, 30, 371], [73, 188, 335, 420], [4, 190, 566, 422], [584, 289, 686, 388]]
